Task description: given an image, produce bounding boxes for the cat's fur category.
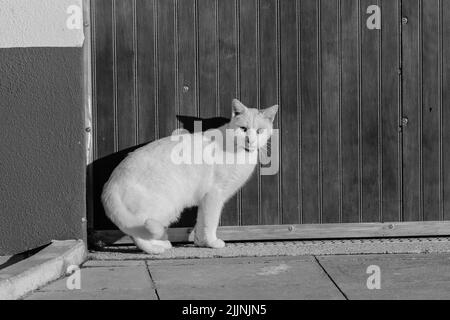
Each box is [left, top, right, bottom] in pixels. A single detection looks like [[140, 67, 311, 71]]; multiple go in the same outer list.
[[101, 99, 278, 254]]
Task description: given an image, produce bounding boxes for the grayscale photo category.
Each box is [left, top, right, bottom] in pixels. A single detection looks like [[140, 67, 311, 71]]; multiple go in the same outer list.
[[1, 0, 450, 306]]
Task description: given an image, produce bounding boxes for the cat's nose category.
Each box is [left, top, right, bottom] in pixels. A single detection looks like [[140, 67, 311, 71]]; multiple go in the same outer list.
[[246, 129, 257, 140]]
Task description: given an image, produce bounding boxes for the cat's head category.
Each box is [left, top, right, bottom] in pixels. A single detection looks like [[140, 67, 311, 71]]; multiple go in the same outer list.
[[228, 99, 278, 153]]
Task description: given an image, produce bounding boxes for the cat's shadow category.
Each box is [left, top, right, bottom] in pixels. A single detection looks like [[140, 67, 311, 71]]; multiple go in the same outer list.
[[88, 115, 230, 234]]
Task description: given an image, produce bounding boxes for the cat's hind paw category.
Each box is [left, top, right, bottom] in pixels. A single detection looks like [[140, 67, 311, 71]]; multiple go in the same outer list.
[[133, 238, 169, 254]]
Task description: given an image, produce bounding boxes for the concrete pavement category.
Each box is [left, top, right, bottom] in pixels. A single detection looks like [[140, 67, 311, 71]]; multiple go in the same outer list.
[[317, 253, 450, 299], [25, 253, 450, 300], [26, 260, 157, 300]]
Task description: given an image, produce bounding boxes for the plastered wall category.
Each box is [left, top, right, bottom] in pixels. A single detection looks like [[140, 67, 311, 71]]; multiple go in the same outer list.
[[0, 0, 86, 254]]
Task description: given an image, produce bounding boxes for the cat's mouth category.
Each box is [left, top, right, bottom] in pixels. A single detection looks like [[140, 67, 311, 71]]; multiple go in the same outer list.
[[244, 146, 256, 153]]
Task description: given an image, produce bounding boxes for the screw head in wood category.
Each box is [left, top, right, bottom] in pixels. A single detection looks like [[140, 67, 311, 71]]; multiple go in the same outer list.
[[401, 117, 409, 127]]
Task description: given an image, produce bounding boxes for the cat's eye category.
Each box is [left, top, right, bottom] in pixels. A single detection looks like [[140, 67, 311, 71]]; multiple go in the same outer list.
[[240, 127, 248, 132], [257, 128, 264, 134]]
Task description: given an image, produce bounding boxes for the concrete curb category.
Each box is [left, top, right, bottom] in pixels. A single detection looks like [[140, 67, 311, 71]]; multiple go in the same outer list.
[[0, 240, 87, 300]]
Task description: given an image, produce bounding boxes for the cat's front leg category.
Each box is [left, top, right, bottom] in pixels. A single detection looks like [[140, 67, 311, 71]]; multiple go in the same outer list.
[[194, 190, 225, 249]]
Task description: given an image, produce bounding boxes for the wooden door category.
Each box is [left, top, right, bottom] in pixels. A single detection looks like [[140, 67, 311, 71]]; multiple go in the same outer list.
[[401, 0, 450, 222], [89, 0, 450, 243]]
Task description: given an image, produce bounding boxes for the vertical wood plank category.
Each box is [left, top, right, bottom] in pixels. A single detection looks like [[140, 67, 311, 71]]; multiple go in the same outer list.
[[157, 0, 177, 137], [136, 0, 156, 144], [361, 0, 380, 222], [280, 0, 300, 224], [402, 0, 421, 221], [115, 0, 137, 150], [218, 0, 240, 226], [94, 0, 115, 159], [381, 0, 401, 222], [198, 0, 218, 118], [442, 0, 450, 220], [320, 0, 340, 223], [340, 0, 360, 223], [218, 0, 237, 119], [174, 0, 198, 229], [177, 0, 197, 117], [422, 0, 441, 221], [239, 0, 259, 225], [300, 0, 320, 224], [259, 0, 279, 225]]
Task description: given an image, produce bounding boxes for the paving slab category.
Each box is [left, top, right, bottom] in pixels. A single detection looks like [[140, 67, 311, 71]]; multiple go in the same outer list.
[[148, 256, 344, 300], [317, 253, 450, 300], [27, 288, 156, 300], [25, 260, 158, 300]]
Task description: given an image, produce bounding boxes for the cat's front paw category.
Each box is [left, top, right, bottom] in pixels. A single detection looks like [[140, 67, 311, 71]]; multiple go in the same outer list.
[[194, 237, 226, 249], [208, 238, 225, 249]]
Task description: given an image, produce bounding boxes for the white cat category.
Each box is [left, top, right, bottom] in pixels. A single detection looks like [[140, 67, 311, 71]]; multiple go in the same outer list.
[[101, 99, 278, 254]]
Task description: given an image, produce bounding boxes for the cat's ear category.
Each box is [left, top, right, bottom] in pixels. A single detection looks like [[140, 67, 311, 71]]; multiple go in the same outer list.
[[261, 104, 279, 122], [232, 99, 247, 117]]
